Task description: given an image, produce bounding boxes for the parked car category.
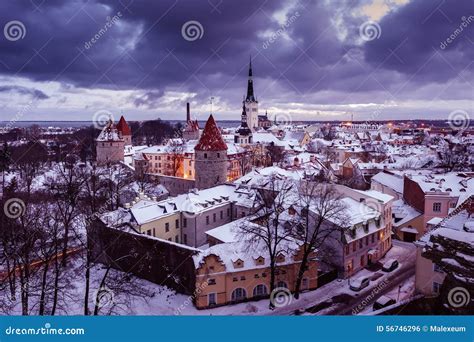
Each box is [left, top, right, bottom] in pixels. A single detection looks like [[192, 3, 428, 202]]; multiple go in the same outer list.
[[373, 296, 396, 311], [382, 259, 399, 272], [350, 276, 370, 291]]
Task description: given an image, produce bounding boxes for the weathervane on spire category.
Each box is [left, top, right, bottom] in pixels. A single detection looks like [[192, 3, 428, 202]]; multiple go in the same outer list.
[[210, 96, 214, 114]]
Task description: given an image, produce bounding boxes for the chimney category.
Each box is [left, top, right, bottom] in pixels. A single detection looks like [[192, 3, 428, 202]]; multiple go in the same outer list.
[[186, 102, 191, 122]]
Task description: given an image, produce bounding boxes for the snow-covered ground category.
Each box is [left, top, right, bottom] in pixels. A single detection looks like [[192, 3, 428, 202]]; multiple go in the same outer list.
[[1, 240, 416, 316]]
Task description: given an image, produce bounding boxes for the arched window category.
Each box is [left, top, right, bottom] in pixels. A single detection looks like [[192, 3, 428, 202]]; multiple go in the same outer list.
[[277, 281, 288, 289], [253, 284, 267, 297], [231, 288, 247, 301]]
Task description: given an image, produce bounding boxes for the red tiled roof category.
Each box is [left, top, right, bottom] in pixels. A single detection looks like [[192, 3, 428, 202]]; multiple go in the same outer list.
[[116, 116, 131, 136], [195, 115, 227, 151]]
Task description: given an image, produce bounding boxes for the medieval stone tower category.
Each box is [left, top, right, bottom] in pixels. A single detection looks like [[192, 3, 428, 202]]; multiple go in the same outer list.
[[194, 114, 228, 190]]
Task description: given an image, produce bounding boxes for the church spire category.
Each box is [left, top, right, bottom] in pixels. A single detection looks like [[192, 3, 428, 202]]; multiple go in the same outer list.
[[246, 56, 255, 102]]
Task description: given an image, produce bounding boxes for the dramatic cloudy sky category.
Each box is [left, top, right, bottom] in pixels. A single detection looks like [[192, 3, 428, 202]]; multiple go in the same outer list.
[[0, 0, 472, 122]]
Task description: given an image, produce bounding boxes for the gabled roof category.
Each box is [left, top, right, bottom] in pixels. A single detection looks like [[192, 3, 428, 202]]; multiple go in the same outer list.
[[116, 116, 131, 136], [195, 115, 228, 151]]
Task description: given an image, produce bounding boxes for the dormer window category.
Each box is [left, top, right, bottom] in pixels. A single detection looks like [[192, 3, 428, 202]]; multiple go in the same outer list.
[[233, 259, 244, 269], [277, 253, 286, 263], [255, 256, 265, 265]]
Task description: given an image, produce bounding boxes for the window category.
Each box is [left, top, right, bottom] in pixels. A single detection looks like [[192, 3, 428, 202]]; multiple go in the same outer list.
[[345, 245, 350, 255], [352, 242, 356, 252], [183, 234, 187, 244], [433, 282, 442, 294], [204, 153, 207, 159], [175, 235, 179, 243], [240, 276, 246, 281], [165, 223, 169, 232], [189, 160, 192, 166], [227, 208, 230, 217], [220, 210, 223, 219], [302, 278, 309, 290], [371, 234, 375, 243], [206, 216, 209, 225], [360, 255, 365, 267], [217, 153, 220, 158], [359, 240, 363, 249], [277, 281, 288, 289], [208, 293, 216, 306], [207, 278, 216, 285], [183, 218, 187, 228], [253, 284, 267, 297], [153, 228, 155, 236], [231, 288, 247, 301], [147, 229, 152, 235], [433, 202, 442, 212], [175, 219, 179, 228], [213, 213, 216, 222]]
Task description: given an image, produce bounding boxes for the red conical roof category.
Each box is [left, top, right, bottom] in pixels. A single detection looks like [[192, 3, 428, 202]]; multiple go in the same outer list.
[[195, 115, 227, 151], [116, 116, 131, 136]]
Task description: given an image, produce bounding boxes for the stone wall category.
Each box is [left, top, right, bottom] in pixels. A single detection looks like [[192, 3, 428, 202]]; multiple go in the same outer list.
[[89, 219, 198, 295]]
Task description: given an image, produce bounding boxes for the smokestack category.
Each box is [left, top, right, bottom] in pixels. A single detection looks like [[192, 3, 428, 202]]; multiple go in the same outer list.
[[186, 102, 190, 122]]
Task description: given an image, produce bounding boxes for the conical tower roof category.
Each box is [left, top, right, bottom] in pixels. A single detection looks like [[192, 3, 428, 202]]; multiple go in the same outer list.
[[195, 115, 228, 151]]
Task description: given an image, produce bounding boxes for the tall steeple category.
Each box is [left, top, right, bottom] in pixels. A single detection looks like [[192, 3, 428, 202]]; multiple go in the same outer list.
[[246, 56, 256, 102]]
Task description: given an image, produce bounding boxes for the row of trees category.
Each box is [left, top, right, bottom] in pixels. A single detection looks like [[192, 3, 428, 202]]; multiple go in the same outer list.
[[0, 151, 152, 315]]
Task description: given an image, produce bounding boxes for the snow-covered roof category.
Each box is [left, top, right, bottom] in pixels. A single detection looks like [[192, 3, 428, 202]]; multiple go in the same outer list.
[[205, 220, 242, 243], [400, 171, 474, 205], [392, 199, 422, 228], [193, 234, 303, 271], [252, 132, 285, 146], [372, 172, 404, 194], [352, 189, 394, 204], [123, 184, 257, 225]]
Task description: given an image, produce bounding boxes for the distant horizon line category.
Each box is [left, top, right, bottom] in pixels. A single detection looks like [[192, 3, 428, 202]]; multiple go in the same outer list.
[[0, 119, 457, 123]]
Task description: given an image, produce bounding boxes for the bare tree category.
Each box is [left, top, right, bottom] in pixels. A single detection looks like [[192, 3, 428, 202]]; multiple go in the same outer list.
[[237, 174, 295, 309], [167, 139, 184, 177], [292, 182, 348, 299], [437, 141, 469, 172], [46, 155, 85, 267]]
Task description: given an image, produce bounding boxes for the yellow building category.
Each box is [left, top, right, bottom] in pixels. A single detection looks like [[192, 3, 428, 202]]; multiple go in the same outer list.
[[192, 223, 318, 309]]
